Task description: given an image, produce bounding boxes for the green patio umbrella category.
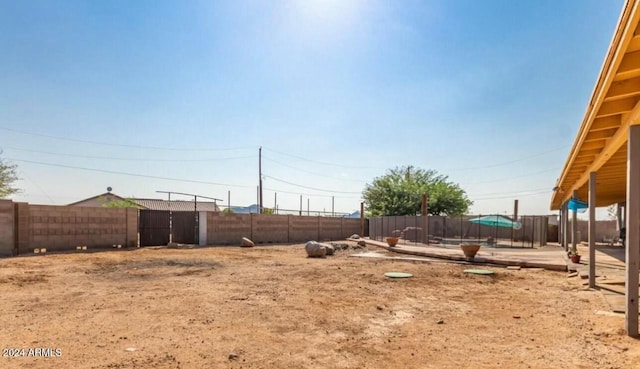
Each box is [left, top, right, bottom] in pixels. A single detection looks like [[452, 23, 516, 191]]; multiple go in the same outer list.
[[469, 215, 522, 230]]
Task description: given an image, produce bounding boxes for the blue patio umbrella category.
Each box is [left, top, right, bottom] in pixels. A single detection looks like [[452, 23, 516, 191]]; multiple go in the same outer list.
[[469, 215, 522, 230], [567, 198, 588, 213]]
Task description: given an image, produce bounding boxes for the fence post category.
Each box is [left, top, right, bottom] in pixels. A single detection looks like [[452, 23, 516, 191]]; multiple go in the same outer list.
[[360, 202, 364, 237]]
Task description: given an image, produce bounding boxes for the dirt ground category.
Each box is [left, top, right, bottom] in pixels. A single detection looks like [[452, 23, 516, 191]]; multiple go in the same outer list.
[[0, 242, 639, 369]]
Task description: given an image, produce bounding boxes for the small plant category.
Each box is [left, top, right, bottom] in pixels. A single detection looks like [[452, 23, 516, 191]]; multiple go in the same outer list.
[[569, 248, 581, 263]]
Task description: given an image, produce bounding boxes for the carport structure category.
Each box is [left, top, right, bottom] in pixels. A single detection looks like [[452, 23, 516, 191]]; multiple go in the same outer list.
[[551, 0, 640, 337]]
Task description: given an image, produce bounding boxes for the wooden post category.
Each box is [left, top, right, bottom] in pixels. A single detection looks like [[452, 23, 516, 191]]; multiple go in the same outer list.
[[360, 202, 364, 237], [421, 194, 428, 244], [572, 190, 578, 254], [617, 203, 623, 232], [559, 204, 563, 249], [588, 171, 596, 289], [562, 202, 569, 251], [626, 124, 640, 337]]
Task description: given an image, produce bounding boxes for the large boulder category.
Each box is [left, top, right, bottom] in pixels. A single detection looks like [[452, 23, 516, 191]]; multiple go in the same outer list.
[[305, 241, 327, 258], [241, 237, 255, 247]]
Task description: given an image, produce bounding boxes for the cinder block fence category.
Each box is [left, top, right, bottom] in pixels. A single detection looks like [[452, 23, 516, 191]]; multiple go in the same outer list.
[[0, 199, 363, 257], [202, 212, 361, 245], [0, 199, 137, 256]]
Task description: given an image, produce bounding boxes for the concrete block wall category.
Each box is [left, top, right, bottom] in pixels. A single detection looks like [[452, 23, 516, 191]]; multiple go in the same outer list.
[[319, 217, 342, 241], [125, 208, 138, 247], [26, 205, 133, 252], [14, 203, 29, 254], [205, 213, 361, 245], [572, 219, 618, 242], [252, 214, 289, 243], [289, 216, 320, 242], [0, 200, 14, 256], [0, 200, 139, 256], [342, 219, 361, 238], [207, 213, 252, 245]]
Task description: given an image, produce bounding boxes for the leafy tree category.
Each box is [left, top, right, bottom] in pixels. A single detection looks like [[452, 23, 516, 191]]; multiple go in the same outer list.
[[222, 208, 234, 213], [262, 207, 274, 215], [0, 153, 19, 198], [100, 197, 142, 209], [363, 165, 472, 216]]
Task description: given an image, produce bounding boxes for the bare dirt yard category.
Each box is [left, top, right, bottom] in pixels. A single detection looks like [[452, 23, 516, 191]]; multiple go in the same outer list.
[[0, 242, 639, 369]]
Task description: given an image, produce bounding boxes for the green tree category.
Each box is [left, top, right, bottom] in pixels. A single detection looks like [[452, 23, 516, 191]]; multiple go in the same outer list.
[[100, 197, 142, 209], [262, 207, 274, 215], [222, 207, 234, 213], [362, 165, 472, 216], [0, 154, 19, 198]]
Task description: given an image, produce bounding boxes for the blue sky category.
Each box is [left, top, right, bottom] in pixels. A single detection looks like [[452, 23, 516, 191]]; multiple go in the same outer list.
[[0, 0, 625, 215]]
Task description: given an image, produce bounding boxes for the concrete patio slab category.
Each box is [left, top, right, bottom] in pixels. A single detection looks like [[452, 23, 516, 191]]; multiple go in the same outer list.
[[362, 239, 568, 271]]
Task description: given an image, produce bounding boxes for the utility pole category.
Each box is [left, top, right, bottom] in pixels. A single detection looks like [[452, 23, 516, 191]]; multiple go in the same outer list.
[[274, 192, 277, 214], [259, 146, 263, 214], [332, 196, 335, 217]]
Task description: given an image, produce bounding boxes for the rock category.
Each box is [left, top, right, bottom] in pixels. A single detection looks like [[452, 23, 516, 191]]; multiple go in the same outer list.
[[305, 241, 327, 258], [324, 244, 335, 256], [436, 319, 444, 324], [376, 305, 384, 311], [329, 242, 349, 251], [241, 237, 255, 247], [350, 234, 360, 239], [357, 240, 366, 247], [228, 352, 239, 360]]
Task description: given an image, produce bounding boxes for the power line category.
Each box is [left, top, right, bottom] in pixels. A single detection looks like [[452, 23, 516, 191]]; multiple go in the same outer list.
[[471, 190, 550, 201], [0, 126, 257, 152], [264, 145, 568, 172], [469, 187, 550, 198], [262, 147, 385, 170], [448, 146, 568, 171], [0, 146, 254, 162], [459, 167, 561, 185], [7, 157, 254, 189], [263, 174, 362, 194], [262, 187, 360, 199], [263, 156, 366, 183]]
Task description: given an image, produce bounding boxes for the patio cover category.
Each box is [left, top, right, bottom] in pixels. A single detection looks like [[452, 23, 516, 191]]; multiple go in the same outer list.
[[551, 0, 640, 210]]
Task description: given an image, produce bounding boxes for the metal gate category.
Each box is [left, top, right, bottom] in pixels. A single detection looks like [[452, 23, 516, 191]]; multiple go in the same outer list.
[[139, 210, 199, 246], [171, 211, 198, 245], [139, 210, 170, 246]]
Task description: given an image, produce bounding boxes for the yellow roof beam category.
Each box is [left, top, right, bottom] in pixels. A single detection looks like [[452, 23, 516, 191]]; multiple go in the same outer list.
[[605, 77, 640, 100], [558, 99, 640, 205], [597, 97, 637, 117], [592, 115, 622, 130]]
